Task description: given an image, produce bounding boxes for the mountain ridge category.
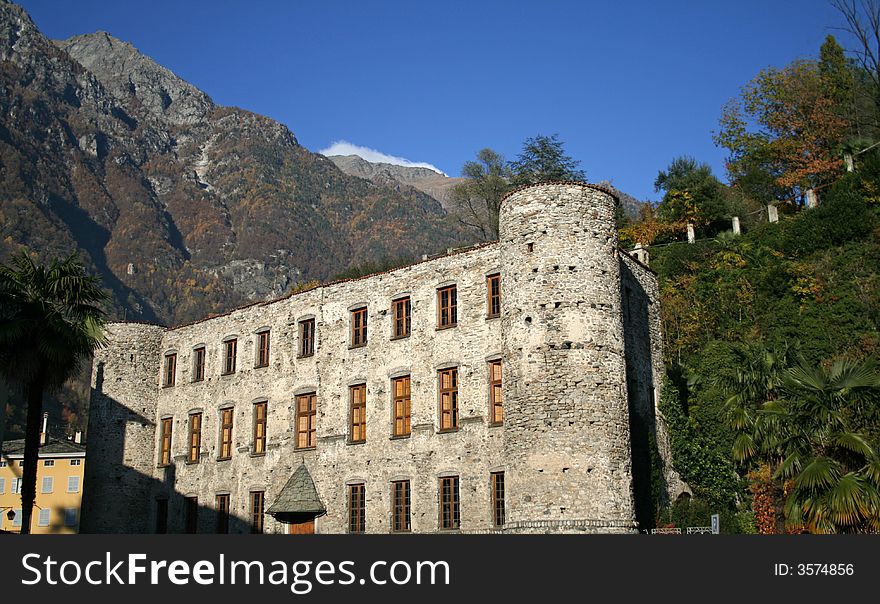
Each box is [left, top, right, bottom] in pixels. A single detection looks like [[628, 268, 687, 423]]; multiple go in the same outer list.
[[0, 1, 470, 325]]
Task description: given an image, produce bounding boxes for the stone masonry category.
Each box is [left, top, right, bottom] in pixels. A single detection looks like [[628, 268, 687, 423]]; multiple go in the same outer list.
[[82, 182, 685, 534]]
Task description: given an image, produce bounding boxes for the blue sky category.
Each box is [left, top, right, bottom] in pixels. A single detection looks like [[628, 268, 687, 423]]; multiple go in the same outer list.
[[21, 0, 846, 200]]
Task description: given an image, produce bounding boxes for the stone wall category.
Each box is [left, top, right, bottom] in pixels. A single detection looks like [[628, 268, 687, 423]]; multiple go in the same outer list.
[[86, 182, 679, 534], [81, 323, 164, 533], [500, 184, 636, 532]]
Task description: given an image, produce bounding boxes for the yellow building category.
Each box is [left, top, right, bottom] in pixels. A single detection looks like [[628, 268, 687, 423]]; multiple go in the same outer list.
[[1, 435, 86, 534]]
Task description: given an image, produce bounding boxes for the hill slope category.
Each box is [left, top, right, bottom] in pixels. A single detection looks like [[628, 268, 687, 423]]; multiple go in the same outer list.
[[0, 0, 470, 326]]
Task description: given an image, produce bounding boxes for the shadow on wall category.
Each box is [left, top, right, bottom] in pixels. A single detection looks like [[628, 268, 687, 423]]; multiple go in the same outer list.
[[80, 363, 252, 534], [620, 259, 670, 532]]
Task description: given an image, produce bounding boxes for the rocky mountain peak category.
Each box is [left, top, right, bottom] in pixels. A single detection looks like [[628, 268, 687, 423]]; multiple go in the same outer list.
[[58, 31, 213, 126]]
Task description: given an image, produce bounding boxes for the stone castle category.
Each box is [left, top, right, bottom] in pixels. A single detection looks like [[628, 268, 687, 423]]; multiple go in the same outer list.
[[82, 182, 686, 534]]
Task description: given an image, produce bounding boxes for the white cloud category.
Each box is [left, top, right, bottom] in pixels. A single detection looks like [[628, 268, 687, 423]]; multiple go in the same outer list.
[[318, 140, 447, 176]]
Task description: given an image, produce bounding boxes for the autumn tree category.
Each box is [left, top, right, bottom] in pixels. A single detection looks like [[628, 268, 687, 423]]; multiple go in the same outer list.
[[449, 148, 511, 241], [714, 59, 849, 202]]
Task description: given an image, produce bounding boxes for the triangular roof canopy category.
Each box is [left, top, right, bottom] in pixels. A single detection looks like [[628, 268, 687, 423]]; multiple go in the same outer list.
[[267, 463, 326, 516]]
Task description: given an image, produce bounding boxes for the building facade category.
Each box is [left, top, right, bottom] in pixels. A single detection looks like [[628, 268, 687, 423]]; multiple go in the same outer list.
[[0, 432, 86, 534], [82, 182, 686, 534]]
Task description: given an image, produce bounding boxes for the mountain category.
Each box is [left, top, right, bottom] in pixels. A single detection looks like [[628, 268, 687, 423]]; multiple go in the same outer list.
[[0, 0, 470, 326], [327, 154, 465, 210]]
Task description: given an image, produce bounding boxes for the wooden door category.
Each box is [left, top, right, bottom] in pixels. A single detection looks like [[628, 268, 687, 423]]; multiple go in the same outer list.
[[288, 519, 315, 534]]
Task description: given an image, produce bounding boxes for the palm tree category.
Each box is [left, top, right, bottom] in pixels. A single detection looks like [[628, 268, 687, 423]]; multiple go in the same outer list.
[[0, 252, 107, 534], [769, 359, 880, 533], [715, 342, 799, 533]]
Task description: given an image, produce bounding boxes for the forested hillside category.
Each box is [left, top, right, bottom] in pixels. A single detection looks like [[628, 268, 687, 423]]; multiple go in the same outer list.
[[627, 29, 880, 533]]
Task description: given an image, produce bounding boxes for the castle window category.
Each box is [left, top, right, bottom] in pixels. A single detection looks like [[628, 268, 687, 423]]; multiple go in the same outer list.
[[392, 297, 411, 339], [193, 347, 206, 382], [43, 459, 54, 467], [299, 319, 315, 357], [41, 476, 53, 493], [185, 496, 198, 533], [487, 274, 501, 318], [222, 338, 237, 375], [218, 407, 234, 460], [38, 508, 50, 527], [67, 476, 80, 493], [489, 360, 503, 426], [349, 384, 366, 444], [70, 459, 81, 466], [156, 499, 168, 534], [351, 308, 368, 347], [491, 471, 505, 527], [392, 376, 411, 437], [251, 490, 265, 534], [295, 393, 317, 450], [256, 330, 270, 368], [188, 412, 202, 463], [215, 494, 230, 534], [439, 368, 459, 431], [391, 480, 411, 533], [163, 353, 176, 387], [437, 285, 457, 328], [159, 417, 172, 466], [348, 483, 366, 533], [253, 401, 267, 455], [439, 476, 460, 530]]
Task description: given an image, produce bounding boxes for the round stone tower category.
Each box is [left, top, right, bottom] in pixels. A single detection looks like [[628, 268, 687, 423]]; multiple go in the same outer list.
[[499, 182, 637, 533]]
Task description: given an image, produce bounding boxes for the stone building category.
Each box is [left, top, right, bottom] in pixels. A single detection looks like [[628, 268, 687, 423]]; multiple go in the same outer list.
[[82, 182, 686, 534]]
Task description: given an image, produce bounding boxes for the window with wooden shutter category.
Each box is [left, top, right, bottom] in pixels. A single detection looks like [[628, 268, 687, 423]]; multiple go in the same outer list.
[[251, 491, 265, 534], [256, 330, 270, 367], [159, 417, 172, 466], [253, 401, 267, 454], [392, 376, 411, 437], [487, 273, 501, 318], [163, 353, 176, 387], [351, 308, 368, 347], [188, 412, 202, 463], [222, 339, 237, 375], [193, 347, 206, 382], [391, 480, 411, 532], [350, 384, 366, 443], [348, 483, 366, 533], [219, 407, 234, 460], [439, 368, 459, 431], [299, 318, 315, 357], [489, 360, 503, 425], [392, 297, 411, 338], [491, 471, 505, 527], [296, 393, 317, 449], [439, 476, 460, 530], [437, 285, 457, 328]]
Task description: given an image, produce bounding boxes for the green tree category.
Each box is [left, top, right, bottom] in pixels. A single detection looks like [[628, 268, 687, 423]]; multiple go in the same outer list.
[[508, 134, 585, 186], [771, 358, 880, 533], [654, 156, 729, 231], [722, 352, 880, 533], [449, 148, 511, 240], [0, 253, 107, 533], [715, 342, 800, 533]]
